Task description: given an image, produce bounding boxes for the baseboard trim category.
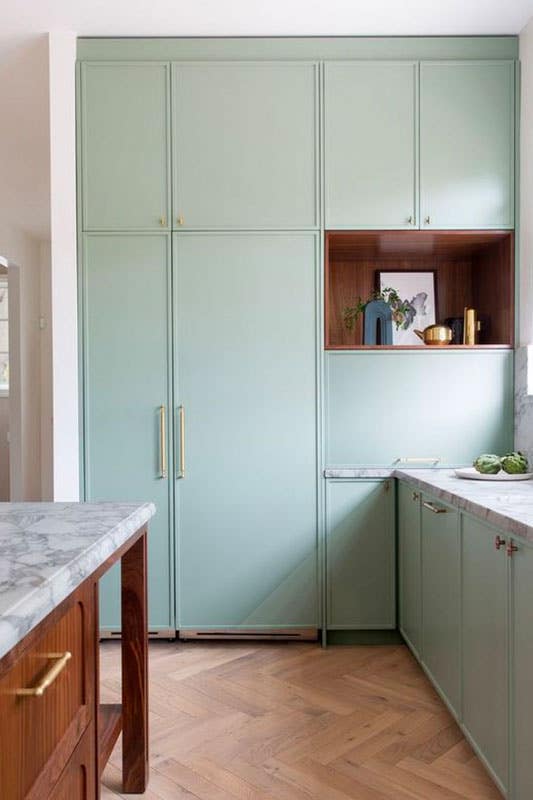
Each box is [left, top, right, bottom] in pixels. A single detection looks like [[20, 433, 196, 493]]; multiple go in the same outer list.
[[326, 629, 404, 645], [178, 627, 318, 641]]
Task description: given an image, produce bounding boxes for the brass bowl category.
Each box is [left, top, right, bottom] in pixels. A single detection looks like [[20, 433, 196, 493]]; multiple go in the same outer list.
[[414, 324, 453, 346]]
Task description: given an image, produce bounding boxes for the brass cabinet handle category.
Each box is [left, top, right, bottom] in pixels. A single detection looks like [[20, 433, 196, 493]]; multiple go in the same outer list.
[[159, 216, 167, 227], [412, 491, 420, 502], [395, 457, 441, 465], [424, 215, 431, 225], [15, 651, 71, 696], [495, 535, 506, 551], [423, 501, 447, 514], [177, 405, 185, 479], [407, 215, 414, 225], [159, 405, 167, 479], [507, 542, 519, 557], [177, 215, 184, 226]]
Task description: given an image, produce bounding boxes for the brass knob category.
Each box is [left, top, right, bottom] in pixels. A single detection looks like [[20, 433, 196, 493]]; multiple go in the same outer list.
[[424, 216, 431, 225], [495, 535, 506, 551], [159, 216, 167, 227], [177, 215, 185, 226]]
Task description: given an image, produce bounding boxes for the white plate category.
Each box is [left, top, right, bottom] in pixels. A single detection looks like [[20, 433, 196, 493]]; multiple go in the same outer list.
[[454, 467, 533, 481]]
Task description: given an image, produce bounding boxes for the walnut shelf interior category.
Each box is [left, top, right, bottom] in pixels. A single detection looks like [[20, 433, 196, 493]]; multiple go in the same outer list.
[[325, 230, 514, 349]]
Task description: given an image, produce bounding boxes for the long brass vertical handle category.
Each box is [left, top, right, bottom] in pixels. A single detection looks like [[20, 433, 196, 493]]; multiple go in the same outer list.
[[159, 405, 167, 479], [177, 405, 185, 479]]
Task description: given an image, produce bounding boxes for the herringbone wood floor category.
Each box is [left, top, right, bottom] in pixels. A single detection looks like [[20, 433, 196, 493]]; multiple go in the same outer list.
[[100, 641, 501, 800]]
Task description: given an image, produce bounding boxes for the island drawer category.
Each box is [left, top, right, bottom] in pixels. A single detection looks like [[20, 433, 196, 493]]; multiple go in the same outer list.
[[0, 583, 97, 800]]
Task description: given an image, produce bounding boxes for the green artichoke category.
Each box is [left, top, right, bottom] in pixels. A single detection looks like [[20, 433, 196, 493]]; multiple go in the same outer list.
[[501, 451, 529, 474], [473, 454, 502, 474]]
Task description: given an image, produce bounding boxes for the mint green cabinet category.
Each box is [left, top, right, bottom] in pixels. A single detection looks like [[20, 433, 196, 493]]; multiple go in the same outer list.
[[511, 538, 533, 800], [174, 233, 318, 631], [80, 63, 170, 231], [462, 516, 508, 793], [398, 482, 421, 656], [421, 495, 460, 715], [325, 350, 513, 467], [82, 234, 173, 631], [324, 62, 417, 229], [326, 479, 395, 629], [420, 61, 514, 229], [172, 63, 318, 229]]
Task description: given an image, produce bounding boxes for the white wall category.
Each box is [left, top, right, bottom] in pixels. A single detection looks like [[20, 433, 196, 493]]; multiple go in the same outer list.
[[516, 17, 533, 461], [48, 32, 79, 501]]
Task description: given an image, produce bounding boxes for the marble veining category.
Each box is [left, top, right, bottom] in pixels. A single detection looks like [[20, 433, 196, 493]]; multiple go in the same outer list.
[[0, 502, 155, 661]]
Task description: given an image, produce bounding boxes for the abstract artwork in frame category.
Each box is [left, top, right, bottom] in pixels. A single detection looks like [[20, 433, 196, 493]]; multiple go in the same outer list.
[[378, 271, 436, 346]]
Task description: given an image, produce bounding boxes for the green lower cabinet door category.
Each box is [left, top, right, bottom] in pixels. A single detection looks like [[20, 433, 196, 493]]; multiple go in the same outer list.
[[462, 516, 508, 793], [175, 233, 318, 631], [398, 482, 421, 656], [511, 539, 533, 800], [83, 233, 173, 632], [421, 495, 460, 715], [326, 480, 395, 629]]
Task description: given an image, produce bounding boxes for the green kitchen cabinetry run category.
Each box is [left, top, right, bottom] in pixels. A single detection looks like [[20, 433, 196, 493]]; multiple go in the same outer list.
[[462, 515, 508, 794], [174, 233, 318, 631], [324, 61, 417, 229], [397, 481, 421, 657], [511, 537, 533, 800], [80, 62, 171, 231], [326, 479, 395, 629], [325, 350, 513, 467], [420, 60, 514, 229], [421, 494, 461, 716], [82, 233, 174, 632], [172, 62, 319, 230]]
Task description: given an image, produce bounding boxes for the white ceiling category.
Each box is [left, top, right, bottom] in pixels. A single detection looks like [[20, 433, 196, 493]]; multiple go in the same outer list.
[[1, 0, 533, 39]]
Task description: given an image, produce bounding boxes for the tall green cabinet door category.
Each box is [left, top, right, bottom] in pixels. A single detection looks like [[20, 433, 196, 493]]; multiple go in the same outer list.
[[80, 63, 170, 230], [171, 63, 318, 229], [398, 482, 421, 656], [461, 516, 508, 793], [511, 540, 533, 800], [326, 480, 395, 629], [174, 233, 318, 631], [83, 234, 173, 632], [421, 495, 461, 716], [420, 61, 514, 229], [324, 62, 417, 229]]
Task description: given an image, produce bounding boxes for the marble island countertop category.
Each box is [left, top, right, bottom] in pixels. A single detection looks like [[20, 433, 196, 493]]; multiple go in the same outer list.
[[325, 467, 533, 543], [0, 502, 155, 662]]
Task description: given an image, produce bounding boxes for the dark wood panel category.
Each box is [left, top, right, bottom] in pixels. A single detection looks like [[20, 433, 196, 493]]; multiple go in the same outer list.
[[48, 724, 96, 800], [325, 231, 514, 348], [98, 704, 122, 777]]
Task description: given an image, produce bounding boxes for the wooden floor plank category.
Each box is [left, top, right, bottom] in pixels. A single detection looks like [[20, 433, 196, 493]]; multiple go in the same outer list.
[[100, 641, 503, 800]]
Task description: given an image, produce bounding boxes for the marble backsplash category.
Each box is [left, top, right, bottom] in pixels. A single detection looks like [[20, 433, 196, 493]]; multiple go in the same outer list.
[[515, 346, 533, 464]]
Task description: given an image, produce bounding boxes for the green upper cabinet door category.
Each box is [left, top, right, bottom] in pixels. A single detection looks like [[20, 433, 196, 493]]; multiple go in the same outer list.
[[80, 62, 170, 231], [326, 479, 395, 629], [421, 495, 461, 716], [175, 233, 318, 630], [461, 516, 508, 794], [83, 233, 173, 631], [324, 61, 417, 229], [171, 62, 318, 229], [398, 482, 421, 656], [420, 61, 514, 229]]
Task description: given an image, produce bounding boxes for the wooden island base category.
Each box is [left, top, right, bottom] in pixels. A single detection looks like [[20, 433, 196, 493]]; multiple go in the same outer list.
[[0, 526, 149, 800]]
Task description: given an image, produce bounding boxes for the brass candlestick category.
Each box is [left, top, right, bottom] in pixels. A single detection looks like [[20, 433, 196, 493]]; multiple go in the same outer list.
[[463, 307, 481, 345]]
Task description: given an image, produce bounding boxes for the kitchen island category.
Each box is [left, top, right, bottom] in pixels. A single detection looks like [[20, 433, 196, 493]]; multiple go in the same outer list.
[[0, 502, 155, 800]]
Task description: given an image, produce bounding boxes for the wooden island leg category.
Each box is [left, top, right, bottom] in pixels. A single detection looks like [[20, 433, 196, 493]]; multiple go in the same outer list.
[[121, 528, 149, 793]]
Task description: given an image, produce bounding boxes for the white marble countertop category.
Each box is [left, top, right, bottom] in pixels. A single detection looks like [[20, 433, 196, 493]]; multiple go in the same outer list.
[[325, 467, 533, 544], [0, 502, 155, 662]]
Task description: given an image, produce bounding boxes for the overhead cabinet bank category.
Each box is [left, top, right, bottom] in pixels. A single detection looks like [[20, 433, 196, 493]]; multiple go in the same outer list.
[[77, 37, 517, 637]]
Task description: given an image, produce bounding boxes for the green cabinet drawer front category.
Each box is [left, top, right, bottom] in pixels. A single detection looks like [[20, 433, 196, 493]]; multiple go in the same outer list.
[[420, 61, 514, 229], [81, 63, 170, 230], [172, 63, 318, 229], [511, 541, 533, 800], [421, 495, 460, 715], [175, 233, 318, 629], [398, 481, 421, 655], [83, 234, 173, 630], [325, 350, 513, 466], [326, 480, 395, 629], [324, 61, 417, 229], [462, 516, 508, 792]]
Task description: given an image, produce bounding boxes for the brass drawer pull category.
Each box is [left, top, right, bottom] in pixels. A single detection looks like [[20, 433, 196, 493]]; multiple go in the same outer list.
[[412, 492, 419, 501], [177, 405, 185, 479], [15, 651, 72, 696], [423, 501, 447, 514], [395, 457, 441, 465], [159, 405, 167, 479]]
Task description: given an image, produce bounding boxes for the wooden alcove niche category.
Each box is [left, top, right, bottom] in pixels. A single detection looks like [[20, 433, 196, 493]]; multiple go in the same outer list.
[[325, 230, 514, 349]]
